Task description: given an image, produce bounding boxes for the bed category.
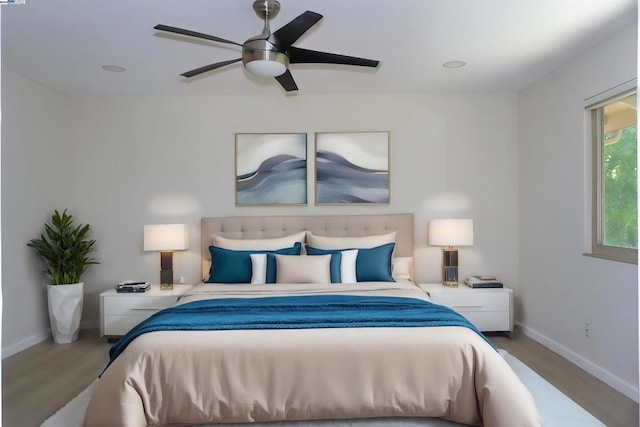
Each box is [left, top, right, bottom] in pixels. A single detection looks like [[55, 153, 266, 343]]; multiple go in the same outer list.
[[83, 214, 541, 427]]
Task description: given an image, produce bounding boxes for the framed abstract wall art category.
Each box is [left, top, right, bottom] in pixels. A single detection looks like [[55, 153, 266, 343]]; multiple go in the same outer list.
[[315, 131, 390, 204], [235, 133, 307, 206]]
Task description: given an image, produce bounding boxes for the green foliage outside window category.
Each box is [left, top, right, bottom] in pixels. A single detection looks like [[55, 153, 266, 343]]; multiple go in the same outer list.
[[603, 126, 637, 249]]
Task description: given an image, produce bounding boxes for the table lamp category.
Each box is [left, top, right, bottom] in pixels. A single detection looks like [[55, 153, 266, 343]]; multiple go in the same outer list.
[[428, 219, 474, 286], [143, 224, 188, 290]]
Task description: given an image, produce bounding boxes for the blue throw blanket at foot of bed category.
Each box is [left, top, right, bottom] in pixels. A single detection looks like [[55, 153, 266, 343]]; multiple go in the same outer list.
[[106, 295, 494, 372]]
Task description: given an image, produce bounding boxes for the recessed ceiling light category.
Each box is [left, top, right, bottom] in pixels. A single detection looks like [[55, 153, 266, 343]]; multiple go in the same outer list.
[[443, 61, 467, 69], [102, 65, 126, 72]]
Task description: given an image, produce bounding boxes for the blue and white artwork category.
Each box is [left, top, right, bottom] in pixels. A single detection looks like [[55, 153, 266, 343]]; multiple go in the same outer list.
[[316, 132, 390, 204], [236, 133, 307, 205]]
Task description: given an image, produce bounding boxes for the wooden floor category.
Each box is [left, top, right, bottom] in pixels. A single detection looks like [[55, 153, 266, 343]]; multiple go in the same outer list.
[[491, 331, 638, 427], [2, 329, 110, 427], [2, 328, 638, 426]]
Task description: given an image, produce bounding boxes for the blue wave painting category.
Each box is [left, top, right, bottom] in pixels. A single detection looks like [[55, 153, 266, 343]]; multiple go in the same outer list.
[[236, 134, 307, 205], [316, 132, 389, 204]]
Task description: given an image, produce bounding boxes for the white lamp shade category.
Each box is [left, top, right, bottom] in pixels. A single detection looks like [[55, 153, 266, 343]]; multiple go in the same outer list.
[[144, 224, 188, 251], [428, 219, 474, 246]]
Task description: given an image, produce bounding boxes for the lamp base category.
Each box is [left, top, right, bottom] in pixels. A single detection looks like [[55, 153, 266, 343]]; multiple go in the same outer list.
[[442, 248, 459, 286], [160, 251, 174, 290]]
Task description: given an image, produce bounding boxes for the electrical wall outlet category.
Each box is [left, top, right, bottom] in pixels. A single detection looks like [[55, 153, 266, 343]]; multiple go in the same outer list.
[[584, 322, 591, 339], [179, 276, 185, 284]]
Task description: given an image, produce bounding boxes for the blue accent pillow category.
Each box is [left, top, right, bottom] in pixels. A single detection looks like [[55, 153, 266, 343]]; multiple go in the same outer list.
[[305, 243, 395, 283], [355, 243, 395, 282], [305, 246, 343, 283], [206, 242, 302, 283]]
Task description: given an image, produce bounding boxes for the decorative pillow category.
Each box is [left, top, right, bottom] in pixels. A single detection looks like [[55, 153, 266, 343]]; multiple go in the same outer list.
[[340, 250, 358, 283], [275, 254, 331, 284], [305, 246, 358, 284], [306, 231, 396, 250], [392, 257, 414, 282], [212, 231, 306, 250], [250, 254, 267, 284], [355, 243, 395, 282], [206, 242, 302, 283], [306, 243, 395, 283]]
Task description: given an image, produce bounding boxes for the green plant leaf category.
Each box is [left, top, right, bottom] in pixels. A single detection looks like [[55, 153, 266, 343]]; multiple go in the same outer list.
[[27, 209, 99, 285]]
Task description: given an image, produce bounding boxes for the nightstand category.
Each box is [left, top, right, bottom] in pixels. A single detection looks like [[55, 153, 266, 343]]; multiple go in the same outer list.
[[417, 283, 513, 334], [100, 284, 193, 337]]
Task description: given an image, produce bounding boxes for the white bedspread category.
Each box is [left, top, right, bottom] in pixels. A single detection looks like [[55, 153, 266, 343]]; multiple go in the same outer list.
[[83, 283, 541, 427]]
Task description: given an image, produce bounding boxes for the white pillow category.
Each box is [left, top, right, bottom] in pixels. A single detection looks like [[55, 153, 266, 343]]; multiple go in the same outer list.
[[250, 253, 267, 284], [392, 257, 414, 282], [276, 254, 331, 284], [306, 231, 396, 250], [340, 249, 358, 283], [212, 231, 306, 250]]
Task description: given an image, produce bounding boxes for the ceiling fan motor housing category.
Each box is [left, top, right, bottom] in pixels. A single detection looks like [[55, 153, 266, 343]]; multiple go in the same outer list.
[[242, 37, 288, 77]]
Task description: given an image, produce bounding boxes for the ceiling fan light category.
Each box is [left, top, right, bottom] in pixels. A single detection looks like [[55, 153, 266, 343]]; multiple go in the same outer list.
[[245, 59, 287, 77]]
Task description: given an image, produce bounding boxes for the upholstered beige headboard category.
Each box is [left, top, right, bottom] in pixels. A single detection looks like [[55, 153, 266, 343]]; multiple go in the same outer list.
[[201, 214, 414, 279]]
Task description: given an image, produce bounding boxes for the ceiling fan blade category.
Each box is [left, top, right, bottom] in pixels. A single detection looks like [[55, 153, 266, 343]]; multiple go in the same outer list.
[[154, 24, 243, 47], [181, 58, 242, 78], [270, 11, 322, 50], [274, 70, 298, 92], [289, 47, 380, 68]]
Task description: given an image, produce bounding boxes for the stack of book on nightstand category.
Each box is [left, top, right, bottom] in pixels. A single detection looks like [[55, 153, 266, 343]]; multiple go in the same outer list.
[[464, 275, 503, 288], [116, 281, 150, 293]]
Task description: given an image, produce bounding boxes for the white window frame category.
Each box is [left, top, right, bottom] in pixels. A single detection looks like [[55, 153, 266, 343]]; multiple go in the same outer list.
[[585, 81, 637, 264]]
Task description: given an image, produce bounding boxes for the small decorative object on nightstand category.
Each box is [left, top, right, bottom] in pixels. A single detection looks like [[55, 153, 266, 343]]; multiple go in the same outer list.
[[428, 219, 474, 286], [464, 275, 503, 288], [143, 224, 188, 290]]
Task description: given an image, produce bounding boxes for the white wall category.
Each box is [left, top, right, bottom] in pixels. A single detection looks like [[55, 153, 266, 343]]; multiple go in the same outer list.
[[518, 23, 638, 399], [65, 92, 519, 330], [1, 10, 4, 422], [1, 84, 520, 353], [1, 70, 72, 354]]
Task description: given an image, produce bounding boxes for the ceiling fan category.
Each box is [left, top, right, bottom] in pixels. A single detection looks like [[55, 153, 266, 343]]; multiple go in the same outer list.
[[154, 0, 380, 92]]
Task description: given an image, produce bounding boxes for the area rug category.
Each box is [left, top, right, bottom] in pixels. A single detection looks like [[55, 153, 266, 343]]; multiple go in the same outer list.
[[41, 351, 605, 427]]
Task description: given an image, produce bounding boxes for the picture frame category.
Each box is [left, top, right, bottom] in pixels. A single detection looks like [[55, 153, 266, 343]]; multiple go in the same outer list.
[[235, 133, 307, 206], [315, 131, 390, 204]]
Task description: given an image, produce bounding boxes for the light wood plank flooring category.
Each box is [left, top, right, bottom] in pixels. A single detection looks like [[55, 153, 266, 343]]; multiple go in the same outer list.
[[490, 331, 638, 427], [2, 328, 638, 426], [3, 329, 110, 427]]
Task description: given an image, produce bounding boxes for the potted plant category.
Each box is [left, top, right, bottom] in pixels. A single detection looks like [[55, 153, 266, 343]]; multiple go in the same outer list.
[[27, 209, 99, 344]]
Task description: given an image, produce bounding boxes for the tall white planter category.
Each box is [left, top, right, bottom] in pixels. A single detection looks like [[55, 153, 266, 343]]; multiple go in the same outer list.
[[47, 282, 83, 344]]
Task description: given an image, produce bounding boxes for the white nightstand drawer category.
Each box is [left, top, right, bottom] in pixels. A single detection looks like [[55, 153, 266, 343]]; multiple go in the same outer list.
[[103, 296, 178, 315], [100, 284, 193, 337], [417, 283, 513, 333], [431, 292, 508, 312], [458, 311, 510, 332]]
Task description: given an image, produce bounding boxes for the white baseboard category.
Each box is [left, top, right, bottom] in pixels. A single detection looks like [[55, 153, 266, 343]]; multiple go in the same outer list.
[[519, 323, 639, 402], [2, 329, 50, 359]]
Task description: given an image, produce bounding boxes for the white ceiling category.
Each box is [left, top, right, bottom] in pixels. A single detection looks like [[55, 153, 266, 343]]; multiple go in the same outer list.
[[1, 0, 637, 96]]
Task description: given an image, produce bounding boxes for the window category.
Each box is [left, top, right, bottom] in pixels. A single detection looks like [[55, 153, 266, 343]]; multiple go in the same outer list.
[[588, 90, 637, 263]]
